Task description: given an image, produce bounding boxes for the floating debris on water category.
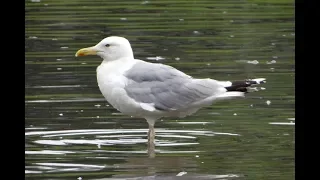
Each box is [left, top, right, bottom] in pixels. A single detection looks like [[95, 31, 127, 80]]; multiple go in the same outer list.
[[195, 155, 199, 158], [261, 87, 266, 90], [141, 0, 149, 4], [146, 56, 165, 61], [120, 18, 127, 21], [230, 35, 234, 38], [29, 36, 38, 39], [233, 113, 237, 116], [247, 60, 259, 64], [80, 110, 83, 112], [271, 43, 276, 46], [287, 118, 295, 121], [31, 0, 40, 2], [266, 60, 277, 64], [176, 171, 187, 176], [59, 113, 63, 116], [56, 58, 62, 61], [272, 56, 278, 59], [193, 31, 200, 34], [57, 68, 62, 70], [77, 177, 82, 180], [94, 104, 101, 107], [266, 100, 271, 105], [179, 19, 184, 21], [223, 11, 227, 14], [207, 63, 211, 66], [81, 62, 87, 65], [175, 57, 180, 61], [52, 38, 58, 41], [96, 116, 100, 119]]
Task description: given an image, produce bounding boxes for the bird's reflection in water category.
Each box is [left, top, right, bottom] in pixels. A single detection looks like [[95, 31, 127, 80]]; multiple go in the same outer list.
[[111, 155, 197, 178]]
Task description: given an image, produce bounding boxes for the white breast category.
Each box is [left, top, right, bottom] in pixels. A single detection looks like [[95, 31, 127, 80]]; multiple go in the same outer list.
[[96, 59, 142, 115]]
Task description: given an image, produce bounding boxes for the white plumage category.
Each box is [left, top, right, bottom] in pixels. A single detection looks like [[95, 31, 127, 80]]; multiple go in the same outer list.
[[75, 36, 266, 158]]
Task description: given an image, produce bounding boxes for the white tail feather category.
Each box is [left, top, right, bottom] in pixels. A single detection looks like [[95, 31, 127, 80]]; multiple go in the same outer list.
[[215, 92, 245, 100]]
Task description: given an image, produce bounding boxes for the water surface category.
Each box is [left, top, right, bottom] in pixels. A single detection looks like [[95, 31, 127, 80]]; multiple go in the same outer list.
[[25, 0, 295, 179]]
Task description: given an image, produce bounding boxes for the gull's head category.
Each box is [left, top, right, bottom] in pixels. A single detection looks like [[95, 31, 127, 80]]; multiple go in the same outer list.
[[75, 36, 134, 61]]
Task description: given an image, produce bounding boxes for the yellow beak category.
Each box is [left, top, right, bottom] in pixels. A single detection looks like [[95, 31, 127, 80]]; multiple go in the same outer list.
[[75, 46, 97, 57]]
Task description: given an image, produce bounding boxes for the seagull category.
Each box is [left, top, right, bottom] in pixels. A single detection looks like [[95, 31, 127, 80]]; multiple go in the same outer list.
[[75, 36, 266, 158]]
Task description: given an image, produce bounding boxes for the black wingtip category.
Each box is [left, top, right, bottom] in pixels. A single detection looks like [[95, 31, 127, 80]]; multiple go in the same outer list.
[[225, 78, 266, 93]]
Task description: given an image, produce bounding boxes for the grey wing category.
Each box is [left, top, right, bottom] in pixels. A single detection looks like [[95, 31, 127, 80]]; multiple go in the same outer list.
[[124, 61, 225, 111]]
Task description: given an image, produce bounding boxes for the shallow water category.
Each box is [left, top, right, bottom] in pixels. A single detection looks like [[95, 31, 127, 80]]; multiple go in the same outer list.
[[25, 0, 295, 179]]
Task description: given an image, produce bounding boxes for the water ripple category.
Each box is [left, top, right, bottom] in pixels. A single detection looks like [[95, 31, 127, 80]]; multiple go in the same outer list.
[[26, 129, 240, 138], [25, 150, 76, 155], [26, 128, 240, 155], [27, 163, 106, 173], [25, 98, 105, 103]]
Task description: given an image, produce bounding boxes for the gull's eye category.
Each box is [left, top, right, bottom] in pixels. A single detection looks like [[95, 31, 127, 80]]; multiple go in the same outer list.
[[105, 44, 110, 47]]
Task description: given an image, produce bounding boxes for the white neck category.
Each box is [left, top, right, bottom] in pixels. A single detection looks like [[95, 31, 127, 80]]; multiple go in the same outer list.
[[101, 56, 133, 65]]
